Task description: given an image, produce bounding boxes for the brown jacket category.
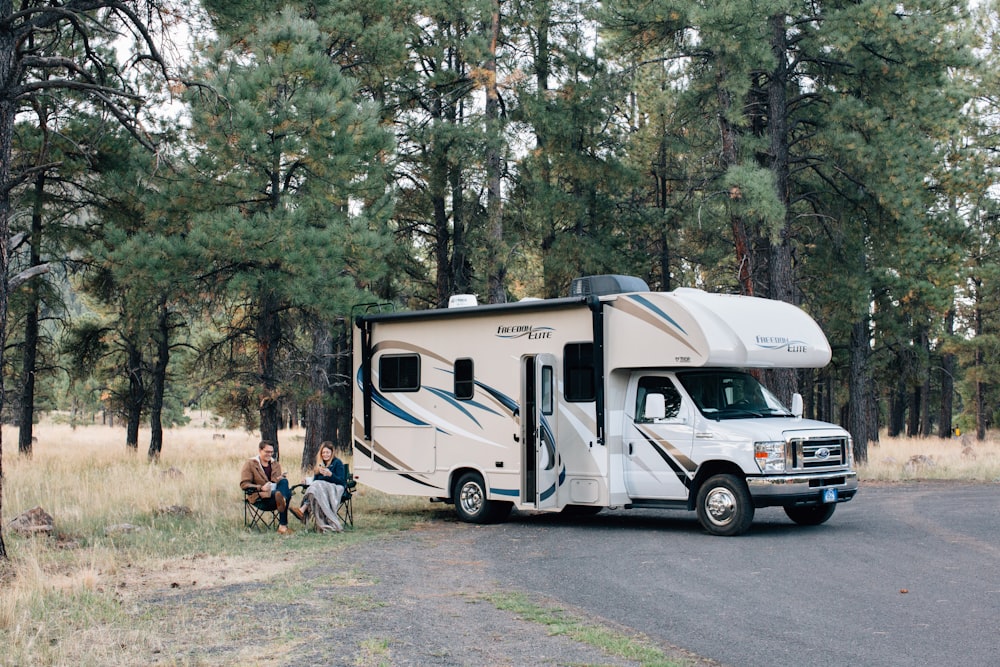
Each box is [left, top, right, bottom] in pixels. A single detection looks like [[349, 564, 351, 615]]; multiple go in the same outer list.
[[240, 456, 285, 504]]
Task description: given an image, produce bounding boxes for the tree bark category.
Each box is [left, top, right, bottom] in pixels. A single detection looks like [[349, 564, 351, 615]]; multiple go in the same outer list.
[[303, 321, 333, 468], [974, 285, 986, 440], [485, 0, 506, 304], [762, 13, 797, 404], [0, 0, 19, 556], [148, 300, 170, 461], [257, 290, 282, 456], [848, 318, 873, 463], [17, 170, 44, 456], [333, 319, 351, 449], [939, 309, 954, 438], [717, 76, 754, 298], [125, 338, 144, 451]]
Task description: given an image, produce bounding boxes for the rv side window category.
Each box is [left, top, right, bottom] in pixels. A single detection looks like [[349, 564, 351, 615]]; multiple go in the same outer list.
[[564, 342, 595, 402], [454, 358, 474, 400], [541, 365, 554, 415], [379, 354, 420, 392]]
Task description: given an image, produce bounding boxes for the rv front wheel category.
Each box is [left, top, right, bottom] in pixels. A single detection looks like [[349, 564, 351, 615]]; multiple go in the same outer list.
[[454, 472, 511, 524], [695, 474, 754, 536]]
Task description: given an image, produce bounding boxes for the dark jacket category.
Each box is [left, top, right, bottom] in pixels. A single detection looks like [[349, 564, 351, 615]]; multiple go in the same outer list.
[[315, 457, 346, 487]]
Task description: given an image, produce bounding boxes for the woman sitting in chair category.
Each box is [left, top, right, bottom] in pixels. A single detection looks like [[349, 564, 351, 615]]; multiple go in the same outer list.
[[299, 442, 347, 532]]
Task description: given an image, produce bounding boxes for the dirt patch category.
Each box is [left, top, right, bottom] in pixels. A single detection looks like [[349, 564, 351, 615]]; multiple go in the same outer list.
[[122, 521, 715, 666]]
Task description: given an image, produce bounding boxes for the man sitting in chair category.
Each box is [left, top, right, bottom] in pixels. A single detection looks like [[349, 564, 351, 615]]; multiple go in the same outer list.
[[240, 439, 304, 534]]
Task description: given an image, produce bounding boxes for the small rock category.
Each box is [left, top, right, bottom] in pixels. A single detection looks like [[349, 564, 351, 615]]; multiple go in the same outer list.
[[904, 454, 935, 472], [154, 505, 192, 517], [7, 506, 54, 536]]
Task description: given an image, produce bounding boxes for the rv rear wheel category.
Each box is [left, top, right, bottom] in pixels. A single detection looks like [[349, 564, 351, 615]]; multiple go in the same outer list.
[[784, 503, 836, 526], [695, 474, 754, 536], [454, 472, 511, 524]]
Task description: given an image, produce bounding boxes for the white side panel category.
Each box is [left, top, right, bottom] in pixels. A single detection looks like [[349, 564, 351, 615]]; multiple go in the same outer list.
[[373, 425, 435, 473]]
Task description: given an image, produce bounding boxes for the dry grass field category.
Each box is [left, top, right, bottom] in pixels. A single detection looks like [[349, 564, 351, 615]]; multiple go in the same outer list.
[[1, 418, 998, 665]]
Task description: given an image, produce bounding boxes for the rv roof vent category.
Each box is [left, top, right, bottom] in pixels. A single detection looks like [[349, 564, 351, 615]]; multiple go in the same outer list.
[[448, 294, 478, 308], [569, 275, 649, 297]]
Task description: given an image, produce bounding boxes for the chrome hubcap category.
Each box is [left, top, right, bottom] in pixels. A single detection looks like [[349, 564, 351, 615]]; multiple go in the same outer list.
[[460, 482, 484, 516], [705, 487, 737, 526]]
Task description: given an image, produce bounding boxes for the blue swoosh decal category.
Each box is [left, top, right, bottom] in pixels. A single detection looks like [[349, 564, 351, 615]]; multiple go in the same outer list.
[[630, 294, 688, 336]]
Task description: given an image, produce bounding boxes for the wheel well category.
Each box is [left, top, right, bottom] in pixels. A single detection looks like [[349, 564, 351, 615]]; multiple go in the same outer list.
[[449, 467, 483, 500], [690, 461, 746, 509]]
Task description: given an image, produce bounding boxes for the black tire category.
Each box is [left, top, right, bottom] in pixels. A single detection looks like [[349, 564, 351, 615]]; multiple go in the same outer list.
[[561, 504, 603, 517], [784, 503, 836, 526], [454, 472, 511, 524], [695, 473, 754, 536]]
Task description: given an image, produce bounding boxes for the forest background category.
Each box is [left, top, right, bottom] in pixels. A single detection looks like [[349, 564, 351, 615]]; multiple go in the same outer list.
[[1, 1, 999, 553]]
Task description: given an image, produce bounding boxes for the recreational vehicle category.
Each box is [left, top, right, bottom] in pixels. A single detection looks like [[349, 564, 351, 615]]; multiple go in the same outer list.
[[352, 276, 858, 536]]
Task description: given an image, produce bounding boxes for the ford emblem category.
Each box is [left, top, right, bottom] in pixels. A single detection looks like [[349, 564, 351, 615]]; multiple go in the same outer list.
[[815, 447, 831, 460]]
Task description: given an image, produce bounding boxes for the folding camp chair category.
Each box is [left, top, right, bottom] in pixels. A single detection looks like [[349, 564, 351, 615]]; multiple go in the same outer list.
[[336, 465, 358, 529], [243, 484, 306, 530], [244, 487, 279, 530]]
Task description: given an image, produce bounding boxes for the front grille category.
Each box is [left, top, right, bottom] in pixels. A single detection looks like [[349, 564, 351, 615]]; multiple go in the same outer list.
[[789, 436, 848, 470]]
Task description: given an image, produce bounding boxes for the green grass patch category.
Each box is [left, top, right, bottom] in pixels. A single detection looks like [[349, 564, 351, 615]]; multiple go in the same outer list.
[[482, 590, 695, 667]]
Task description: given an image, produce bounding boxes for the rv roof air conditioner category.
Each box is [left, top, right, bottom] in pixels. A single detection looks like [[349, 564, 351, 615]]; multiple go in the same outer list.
[[448, 294, 478, 308], [569, 275, 650, 297]]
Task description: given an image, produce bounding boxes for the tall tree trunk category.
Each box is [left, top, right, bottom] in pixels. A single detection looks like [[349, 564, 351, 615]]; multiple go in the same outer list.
[[939, 309, 954, 438], [974, 284, 986, 441], [907, 387, 920, 437], [257, 290, 282, 456], [333, 319, 351, 449], [717, 74, 754, 297], [888, 376, 906, 437], [920, 360, 932, 437], [431, 141, 451, 307], [148, 301, 169, 461], [848, 318, 873, 463], [125, 340, 144, 451], [762, 13, 797, 404], [18, 171, 44, 456], [0, 0, 14, 559], [485, 0, 506, 304], [303, 321, 333, 468], [450, 163, 469, 295]]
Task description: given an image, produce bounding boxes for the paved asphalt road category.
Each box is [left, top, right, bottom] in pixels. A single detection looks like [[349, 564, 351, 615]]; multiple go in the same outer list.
[[466, 482, 1000, 667]]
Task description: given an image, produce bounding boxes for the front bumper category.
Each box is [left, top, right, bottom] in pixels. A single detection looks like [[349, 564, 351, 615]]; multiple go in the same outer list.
[[747, 471, 858, 508]]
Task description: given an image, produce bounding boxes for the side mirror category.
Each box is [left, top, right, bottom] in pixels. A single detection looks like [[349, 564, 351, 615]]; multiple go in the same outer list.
[[644, 393, 666, 421], [790, 393, 803, 418]]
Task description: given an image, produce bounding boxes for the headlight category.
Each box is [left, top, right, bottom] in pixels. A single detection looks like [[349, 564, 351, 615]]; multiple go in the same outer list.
[[754, 440, 786, 473]]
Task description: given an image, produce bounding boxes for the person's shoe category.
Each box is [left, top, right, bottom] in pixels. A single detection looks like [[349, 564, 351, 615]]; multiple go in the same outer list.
[[277, 524, 292, 535], [290, 505, 305, 523], [275, 493, 287, 513]]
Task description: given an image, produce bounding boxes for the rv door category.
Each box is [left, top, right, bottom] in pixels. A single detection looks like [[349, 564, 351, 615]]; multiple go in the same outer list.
[[522, 354, 560, 510]]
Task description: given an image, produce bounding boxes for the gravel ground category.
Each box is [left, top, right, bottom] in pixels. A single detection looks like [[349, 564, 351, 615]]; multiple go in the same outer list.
[[137, 518, 715, 667], [294, 520, 678, 666]]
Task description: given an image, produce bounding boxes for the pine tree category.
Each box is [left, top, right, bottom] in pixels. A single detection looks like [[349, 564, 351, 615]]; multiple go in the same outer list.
[[182, 9, 393, 456]]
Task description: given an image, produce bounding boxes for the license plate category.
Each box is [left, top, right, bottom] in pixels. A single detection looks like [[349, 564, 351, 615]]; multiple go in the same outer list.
[[822, 488, 838, 503]]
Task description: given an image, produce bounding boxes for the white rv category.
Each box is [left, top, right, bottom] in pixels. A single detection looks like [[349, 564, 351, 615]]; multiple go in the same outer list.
[[352, 275, 858, 536]]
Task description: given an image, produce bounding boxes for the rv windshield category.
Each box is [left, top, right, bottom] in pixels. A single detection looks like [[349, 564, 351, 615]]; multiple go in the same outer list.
[[676, 370, 792, 420]]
